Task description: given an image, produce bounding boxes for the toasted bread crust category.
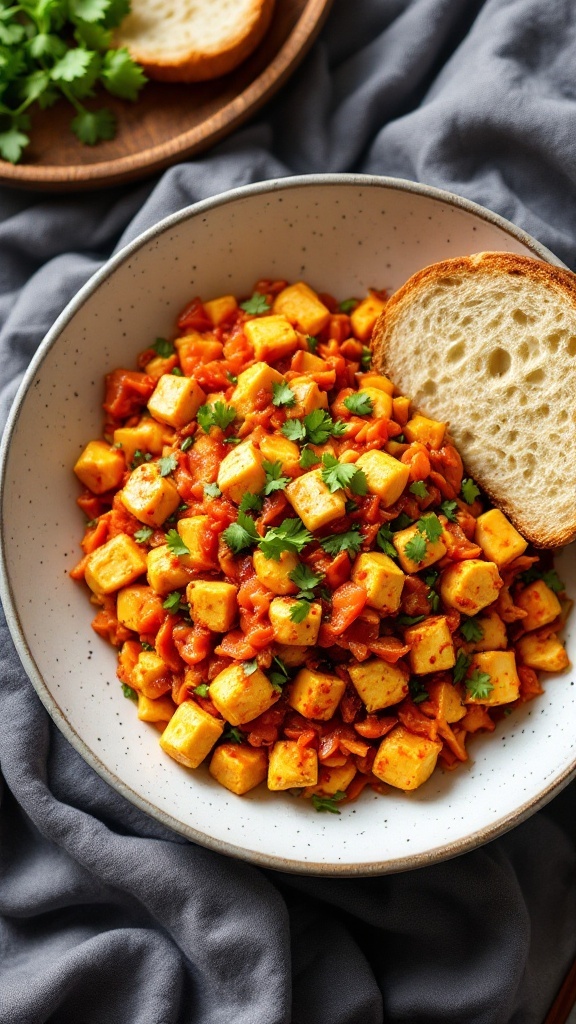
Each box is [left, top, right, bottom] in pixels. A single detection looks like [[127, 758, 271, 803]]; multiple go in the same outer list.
[[371, 252, 576, 549]]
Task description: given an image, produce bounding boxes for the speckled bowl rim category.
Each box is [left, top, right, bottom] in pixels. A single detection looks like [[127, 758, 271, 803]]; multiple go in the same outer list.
[[1, 173, 574, 876]]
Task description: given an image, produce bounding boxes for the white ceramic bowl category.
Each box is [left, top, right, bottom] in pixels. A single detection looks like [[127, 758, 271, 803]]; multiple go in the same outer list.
[[1, 174, 575, 875]]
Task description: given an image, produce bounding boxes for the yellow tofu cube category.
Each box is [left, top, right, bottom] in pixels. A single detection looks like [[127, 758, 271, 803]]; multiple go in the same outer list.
[[209, 743, 268, 794], [516, 632, 569, 672], [348, 658, 409, 713], [253, 549, 299, 595], [440, 559, 502, 615], [146, 544, 191, 594], [372, 725, 442, 791], [84, 533, 148, 595], [515, 580, 562, 632], [204, 294, 238, 326], [350, 292, 387, 341], [137, 692, 176, 723], [74, 440, 125, 494], [132, 651, 170, 697], [259, 433, 301, 476], [120, 462, 180, 527], [273, 281, 331, 336], [159, 700, 223, 769], [209, 662, 278, 726], [427, 678, 466, 723], [113, 419, 173, 465], [243, 315, 299, 363], [351, 551, 405, 613], [116, 584, 164, 632], [359, 387, 393, 420], [392, 395, 410, 425], [464, 650, 520, 705], [461, 610, 507, 653], [404, 414, 446, 450], [404, 616, 456, 675], [230, 362, 284, 417], [148, 374, 206, 428], [304, 761, 357, 798], [186, 580, 237, 632], [274, 644, 308, 667], [267, 740, 318, 790], [217, 440, 266, 504], [474, 509, 528, 567], [269, 598, 322, 646], [177, 515, 217, 572], [297, 351, 328, 372], [285, 469, 346, 531], [393, 524, 447, 574], [355, 450, 410, 506], [285, 377, 329, 419], [288, 667, 346, 721], [359, 373, 395, 395]]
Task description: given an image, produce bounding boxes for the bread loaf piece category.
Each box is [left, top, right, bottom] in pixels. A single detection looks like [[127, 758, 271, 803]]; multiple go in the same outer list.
[[371, 251, 576, 548], [114, 0, 275, 82]]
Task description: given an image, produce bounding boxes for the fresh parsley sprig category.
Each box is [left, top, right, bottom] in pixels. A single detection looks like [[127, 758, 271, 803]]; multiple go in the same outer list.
[[262, 460, 290, 496], [461, 478, 481, 504], [197, 401, 237, 434], [343, 391, 374, 416], [223, 511, 260, 554], [403, 512, 444, 565], [282, 409, 347, 446], [272, 381, 296, 408], [320, 453, 367, 495], [258, 518, 313, 561], [319, 527, 363, 557], [287, 563, 324, 621], [165, 530, 190, 558], [240, 292, 270, 315]]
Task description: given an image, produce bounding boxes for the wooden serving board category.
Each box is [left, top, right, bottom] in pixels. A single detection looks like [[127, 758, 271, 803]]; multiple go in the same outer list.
[[0, 0, 333, 191]]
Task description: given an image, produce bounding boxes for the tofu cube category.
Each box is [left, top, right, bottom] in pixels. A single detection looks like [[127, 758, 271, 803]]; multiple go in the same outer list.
[[359, 387, 393, 420], [474, 509, 528, 567], [209, 743, 268, 794], [392, 395, 410, 425], [146, 544, 191, 594], [137, 693, 176, 723], [296, 350, 328, 373], [177, 516, 217, 571], [84, 533, 148, 595], [348, 658, 409, 713], [304, 761, 357, 798], [259, 433, 301, 475], [274, 644, 308, 667], [113, 419, 173, 465], [186, 580, 237, 632], [285, 469, 346, 531], [372, 725, 442, 791], [159, 700, 224, 768], [464, 650, 520, 705], [427, 679, 466, 723], [132, 651, 170, 698], [116, 584, 164, 633], [350, 292, 387, 341], [285, 376, 328, 419], [515, 580, 562, 632], [393, 524, 447, 574], [516, 632, 569, 672], [355, 450, 410, 506], [74, 440, 125, 494], [404, 616, 456, 675], [209, 663, 278, 726], [288, 667, 346, 721], [230, 362, 284, 417], [440, 559, 502, 615], [269, 598, 322, 646], [253, 549, 299, 595], [461, 610, 507, 653], [217, 440, 266, 504], [404, 414, 446, 449], [351, 551, 405, 613], [273, 281, 331, 336], [359, 373, 395, 395], [243, 315, 299, 363], [204, 294, 238, 326], [267, 740, 318, 790], [120, 462, 180, 527], [147, 374, 206, 428]]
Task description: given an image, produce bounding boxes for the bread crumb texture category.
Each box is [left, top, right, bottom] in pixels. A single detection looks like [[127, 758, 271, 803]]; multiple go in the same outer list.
[[372, 252, 576, 547]]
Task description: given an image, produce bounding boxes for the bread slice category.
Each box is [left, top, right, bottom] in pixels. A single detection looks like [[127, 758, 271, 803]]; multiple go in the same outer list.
[[114, 0, 275, 82], [371, 251, 576, 548]]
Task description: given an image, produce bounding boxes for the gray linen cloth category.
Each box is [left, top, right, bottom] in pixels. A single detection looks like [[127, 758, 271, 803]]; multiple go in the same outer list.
[[1, 1, 575, 1022]]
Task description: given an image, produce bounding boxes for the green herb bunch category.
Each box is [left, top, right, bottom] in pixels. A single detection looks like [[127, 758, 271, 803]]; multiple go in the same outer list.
[[0, 0, 146, 163]]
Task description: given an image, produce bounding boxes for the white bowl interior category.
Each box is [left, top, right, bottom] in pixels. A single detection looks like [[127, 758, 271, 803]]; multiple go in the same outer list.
[[2, 177, 575, 874]]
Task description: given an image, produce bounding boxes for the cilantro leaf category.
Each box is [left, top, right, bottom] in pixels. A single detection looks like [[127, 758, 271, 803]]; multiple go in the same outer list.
[[69, 0, 111, 22], [288, 563, 324, 598], [307, 335, 318, 353], [269, 656, 290, 692], [397, 613, 426, 626], [299, 446, 319, 469], [418, 512, 443, 543], [376, 524, 398, 559], [343, 391, 374, 416], [289, 599, 311, 623], [171, 366, 183, 376], [262, 460, 290, 496], [453, 650, 472, 685], [204, 482, 222, 498], [103, 0, 131, 27], [158, 453, 178, 477], [311, 791, 346, 814], [321, 454, 358, 493], [339, 298, 357, 314], [134, 526, 153, 544], [223, 511, 259, 554], [238, 492, 264, 514], [240, 292, 270, 315], [0, 127, 30, 164], [440, 499, 459, 522], [465, 670, 494, 700], [165, 530, 190, 557], [404, 532, 427, 564], [272, 381, 296, 408], [409, 480, 428, 499], [243, 659, 258, 676], [391, 512, 413, 531], [226, 371, 238, 384], [162, 590, 184, 613], [51, 45, 96, 82], [281, 418, 307, 442], [258, 518, 313, 560], [71, 107, 116, 145], [461, 478, 481, 504], [152, 337, 175, 357], [121, 683, 137, 700], [304, 409, 347, 444], [194, 683, 209, 697], [542, 569, 565, 594], [197, 401, 237, 433], [409, 678, 429, 704], [360, 346, 372, 371], [222, 726, 244, 744], [319, 527, 363, 556], [460, 618, 484, 643], [101, 47, 146, 100]]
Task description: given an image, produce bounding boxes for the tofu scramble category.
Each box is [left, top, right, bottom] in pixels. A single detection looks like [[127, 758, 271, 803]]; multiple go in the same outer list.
[[72, 278, 570, 810]]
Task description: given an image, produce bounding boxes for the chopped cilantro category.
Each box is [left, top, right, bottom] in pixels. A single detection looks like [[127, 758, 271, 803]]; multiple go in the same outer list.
[[343, 391, 374, 416], [409, 678, 429, 704], [262, 460, 290, 496], [282, 409, 346, 445], [404, 532, 427, 565], [140, 641, 154, 651], [461, 478, 481, 504], [418, 512, 444, 543], [281, 418, 307, 442], [197, 401, 237, 434], [423, 569, 440, 588], [428, 590, 441, 613], [131, 449, 152, 469], [223, 511, 260, 554], [319, 527, 363, 556], [240, 292, 270, 315], [453, 650, 472, 685], [376, 524, 398, 559], [194, 684, 209, 697], [243, 659, 258, 676], [165, 530, 190, 558], [158, 453, 178, 477], [542, 569, 565, 594], [272, 381, 297, 408], [121, 683, 138, 701], [180, 436, 194, 452], [238, 492, 264, 514], [312, 791, 346, 814], [307, 335, 318, 353], [204, 482, 222, 498], [223, 437, 241, 445], [171, 367, 183, 376], [397, 613, 426, 626], [360, 346, 372, 371], [258, 518, 313, 561], [409, 480, 428, 499], [269, 656, 290, 692], [288, 563, 324, 600], [440, 499, 459, 522], [162, 590, 186, 613], [460, 618, 484, 643], [321, 454, 367, 495], [222, 726, 244, 743], [339, 298, 358, 314], [299, 446, 320, 469], [465, 670, 494, 700], [289, 600, 312, 623], [391, 512, 413, 531], [226, 371, 238, 384], [134, 526, 153, 544]]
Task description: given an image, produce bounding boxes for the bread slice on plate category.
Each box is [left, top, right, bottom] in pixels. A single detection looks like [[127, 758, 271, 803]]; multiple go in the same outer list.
[[114, 0, 276, 82], [371, 251, 576, 549]]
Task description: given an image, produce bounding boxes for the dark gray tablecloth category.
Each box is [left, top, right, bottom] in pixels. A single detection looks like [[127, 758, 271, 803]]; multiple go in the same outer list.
[[1, 2, 575, 1022]]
